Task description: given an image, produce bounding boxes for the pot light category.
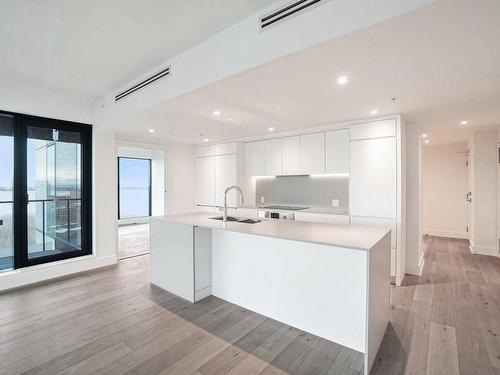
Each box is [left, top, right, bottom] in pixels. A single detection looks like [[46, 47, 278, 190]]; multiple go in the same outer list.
[[337, 75, 349, 85], [268, 127, 275, 132], [213, 110, 221, 116], [204, 138, 209, 142], [424, 139, 430, 144], [370, 109, 378, 115], [148, 129, 155, 133], [421, 134, 428, 138], [460, 120, 468, 125]]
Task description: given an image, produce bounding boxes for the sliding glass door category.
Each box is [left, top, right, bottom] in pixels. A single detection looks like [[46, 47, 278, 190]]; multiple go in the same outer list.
[[118, 157, 152, 219], [0, 111, 92, 271]]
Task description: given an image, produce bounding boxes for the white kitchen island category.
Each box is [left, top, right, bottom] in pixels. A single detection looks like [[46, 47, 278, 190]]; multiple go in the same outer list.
[[150, 212, 391, 374]]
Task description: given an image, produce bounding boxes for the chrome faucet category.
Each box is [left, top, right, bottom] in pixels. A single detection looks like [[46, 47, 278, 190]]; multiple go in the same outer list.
[[223, 185, 244, 222]]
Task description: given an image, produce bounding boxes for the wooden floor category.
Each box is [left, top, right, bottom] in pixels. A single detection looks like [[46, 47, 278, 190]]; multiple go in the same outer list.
[[371, 236, 500, 375], [1, 236, 499, 374], [118, 224, 149, 259]]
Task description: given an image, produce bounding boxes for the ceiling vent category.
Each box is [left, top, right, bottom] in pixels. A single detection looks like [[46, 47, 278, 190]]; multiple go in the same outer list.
[[115, 66, 171, 102], [260, 0, 326, 30]]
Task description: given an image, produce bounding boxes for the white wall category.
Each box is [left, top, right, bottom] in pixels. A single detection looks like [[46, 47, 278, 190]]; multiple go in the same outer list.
[[165, 142, 196, 214], [0, 79, 94, 123], [422, 143, 468, 239], [405, 123, 422, 275], [116, 145, 166, 223], [470, 130, 497, 255]]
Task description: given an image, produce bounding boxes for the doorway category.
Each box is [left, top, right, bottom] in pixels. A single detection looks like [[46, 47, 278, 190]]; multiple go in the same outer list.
[[116, 146, 165, 259]]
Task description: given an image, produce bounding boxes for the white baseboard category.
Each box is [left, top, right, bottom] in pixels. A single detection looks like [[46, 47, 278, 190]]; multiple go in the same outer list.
[[424, 229, 468, 239], [0, 254, 118, 292], [469, 244, 498, 256]]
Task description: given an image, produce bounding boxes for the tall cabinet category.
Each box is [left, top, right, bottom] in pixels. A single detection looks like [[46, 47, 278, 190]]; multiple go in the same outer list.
[[195, 143, 240, 210], [349, 119, 403, 282]]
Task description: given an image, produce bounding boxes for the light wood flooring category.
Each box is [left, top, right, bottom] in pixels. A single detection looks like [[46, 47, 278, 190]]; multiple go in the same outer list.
[[1, 236, 499, 374], [118, 224, 149, 259]]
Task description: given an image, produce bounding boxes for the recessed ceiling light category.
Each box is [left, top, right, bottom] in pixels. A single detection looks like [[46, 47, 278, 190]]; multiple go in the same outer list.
[[227, 118, 233, 121], [460, 120, 468, 125], [421, 133, 428, 138], [148, 129, 155, 133], [424, 139, 430, 144], [204, 138, 209, 142], [337, 75, 349, 85], [268, 127, 275, 132], [370, 109, 378, 115], [213, 110, 221, 116]]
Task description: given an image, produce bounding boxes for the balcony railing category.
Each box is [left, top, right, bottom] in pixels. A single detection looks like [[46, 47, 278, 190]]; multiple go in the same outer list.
[[0, 198, 81, 253]]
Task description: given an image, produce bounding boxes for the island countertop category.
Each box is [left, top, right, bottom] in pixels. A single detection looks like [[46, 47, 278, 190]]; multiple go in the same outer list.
[[152, 212, 390, 251]]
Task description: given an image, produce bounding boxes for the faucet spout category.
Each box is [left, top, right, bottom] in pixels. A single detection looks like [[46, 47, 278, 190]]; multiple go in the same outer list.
[[223, 185, 245, 222]]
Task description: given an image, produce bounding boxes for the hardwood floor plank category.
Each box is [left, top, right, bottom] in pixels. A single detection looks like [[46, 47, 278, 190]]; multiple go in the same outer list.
[[425, 322, 460, 375]]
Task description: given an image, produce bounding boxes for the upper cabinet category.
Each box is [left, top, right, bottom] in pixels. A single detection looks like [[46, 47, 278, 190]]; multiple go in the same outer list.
[[245, 140, 266, 176], [281, 136, 301, 175], [265, 138, 282, 176], [350, 119, 396, 140], [325, 129, 349, 174], [300, 133, 325, 175]]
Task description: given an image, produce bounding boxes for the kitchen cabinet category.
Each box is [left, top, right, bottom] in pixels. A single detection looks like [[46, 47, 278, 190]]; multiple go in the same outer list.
[[281, 136, 301, 175], [350, 136, 397, 218], [195, 156, 216, 206], [265, 138, 282, 176], [325, 129, 349, 174], [245, 141, 266, 176], [215, 154, 237, 207], [350, 119, 396, 140], [300, 133, 325, 174]]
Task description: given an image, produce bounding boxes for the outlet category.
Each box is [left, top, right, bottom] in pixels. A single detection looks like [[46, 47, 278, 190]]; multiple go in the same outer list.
[[331, 199, 340, 208], [260, 196, 265, 203]]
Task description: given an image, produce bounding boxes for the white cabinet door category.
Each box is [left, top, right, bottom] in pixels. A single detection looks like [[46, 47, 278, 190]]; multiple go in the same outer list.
[[215, 154, 237, 207], [195, 145, 216, 157], [300, 133, 325, 175], [325, 129, 349, 174], [195, 156, 216, 206], [245, 141, 266, 176], [350, 119, 396, 141], [265, 138, 282, 176], [281, 136, 301, 175], [350, 137, 397, 218]]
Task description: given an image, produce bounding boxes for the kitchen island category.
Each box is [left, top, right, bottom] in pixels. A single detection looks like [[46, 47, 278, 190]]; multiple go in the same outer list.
[[150, 212, 391, 374]]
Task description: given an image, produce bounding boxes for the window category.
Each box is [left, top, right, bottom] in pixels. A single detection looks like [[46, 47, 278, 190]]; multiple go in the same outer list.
[[118, 157, 152, 219], [0, 111, 92, 271]]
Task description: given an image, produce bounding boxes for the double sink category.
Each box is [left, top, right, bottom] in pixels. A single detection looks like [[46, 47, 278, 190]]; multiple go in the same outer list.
[[210, 216, 261, 224]]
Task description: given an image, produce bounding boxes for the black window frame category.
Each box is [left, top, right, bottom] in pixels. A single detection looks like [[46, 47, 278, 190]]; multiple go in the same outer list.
[[0, 110, 93, 269], [117, 156, 152, 220]]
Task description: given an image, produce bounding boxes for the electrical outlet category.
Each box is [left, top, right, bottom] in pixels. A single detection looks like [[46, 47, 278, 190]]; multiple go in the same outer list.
[[331, 199, 340, 208], [260, 196, 265, 203]]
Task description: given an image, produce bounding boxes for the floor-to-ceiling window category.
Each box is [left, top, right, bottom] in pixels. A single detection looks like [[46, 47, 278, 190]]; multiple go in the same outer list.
[[0, 111, 92, 271], [118, 157, 151, 220]]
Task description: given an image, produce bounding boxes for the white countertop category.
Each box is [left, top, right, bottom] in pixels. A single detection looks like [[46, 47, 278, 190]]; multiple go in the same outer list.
[[153, 212, 389, 251]]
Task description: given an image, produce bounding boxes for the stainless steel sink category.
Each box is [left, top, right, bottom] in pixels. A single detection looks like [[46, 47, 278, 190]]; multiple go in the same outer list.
[[210, 216, 261, 224]]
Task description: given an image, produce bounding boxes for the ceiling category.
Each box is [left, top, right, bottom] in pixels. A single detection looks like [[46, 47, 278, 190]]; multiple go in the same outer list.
[[0, 0, 275, 99], [114, 0, 500, 145]]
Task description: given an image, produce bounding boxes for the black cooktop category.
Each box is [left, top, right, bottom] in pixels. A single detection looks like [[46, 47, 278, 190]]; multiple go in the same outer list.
[[261, 205, 309, 211]]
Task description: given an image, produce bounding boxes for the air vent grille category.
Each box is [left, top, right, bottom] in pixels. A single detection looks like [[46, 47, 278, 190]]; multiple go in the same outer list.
[[115, 66, 171, 102], [260, 0, 325, 30]]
